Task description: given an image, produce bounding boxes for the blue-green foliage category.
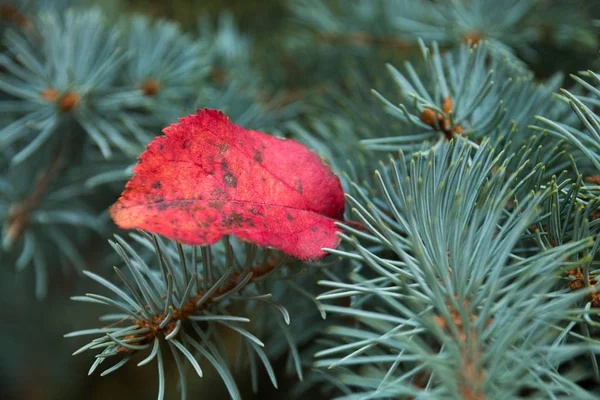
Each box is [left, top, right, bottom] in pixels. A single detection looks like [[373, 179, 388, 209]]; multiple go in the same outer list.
[[318, 140, 599, 398], [66, 232, 323, 400], [121, 16, 211, 125], [0, 149, 100, 298], [367, 40, 565, 153], [279, 2, 600, 399], [0, 8, 142, 161], [1, 1, 600, 399], [537, 69, 600, 171]]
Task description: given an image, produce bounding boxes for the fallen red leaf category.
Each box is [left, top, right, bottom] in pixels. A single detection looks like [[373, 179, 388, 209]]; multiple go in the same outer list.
[[110, 109, 345, 261]]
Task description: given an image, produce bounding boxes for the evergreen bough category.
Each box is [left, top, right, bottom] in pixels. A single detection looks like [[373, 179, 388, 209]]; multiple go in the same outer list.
[[1, 0, 600, 399]]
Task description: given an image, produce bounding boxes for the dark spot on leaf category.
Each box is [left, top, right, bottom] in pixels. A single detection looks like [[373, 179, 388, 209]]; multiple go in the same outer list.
[[152, 181, 162, 189], [253, 150, 263, 163], [223, 172, 237, 188], [221, 160, 229, 170], [159, 144, 164, 151], [198, 216, 217, 228], [209, 200, 224, 210], [222, 211, 245, 228], [295, 179, 303, 194], [309, 226, 318, 232], [286, 213, 294, 221], [210, 187, 228, 200], [183, 140, 192, 149]]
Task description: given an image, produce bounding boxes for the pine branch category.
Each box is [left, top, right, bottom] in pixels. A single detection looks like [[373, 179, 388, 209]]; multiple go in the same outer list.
[[365, 40, 566, 155], [0, 147, 102, 298], [535, 69, 600, 172], [0, 8, 144, 162], [317, 139, 599, 398], [66, 232, 324, 399], [4, 147, 63, 245]]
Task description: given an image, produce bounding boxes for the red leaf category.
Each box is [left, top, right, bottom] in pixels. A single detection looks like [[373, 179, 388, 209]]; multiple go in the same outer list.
[[110, 109, 345, 261]]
